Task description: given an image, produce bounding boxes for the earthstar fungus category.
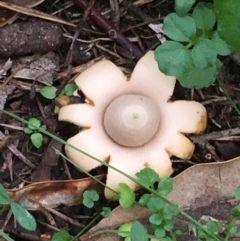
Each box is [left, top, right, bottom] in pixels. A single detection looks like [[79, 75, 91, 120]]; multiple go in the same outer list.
[[58, 51, 207, 199]]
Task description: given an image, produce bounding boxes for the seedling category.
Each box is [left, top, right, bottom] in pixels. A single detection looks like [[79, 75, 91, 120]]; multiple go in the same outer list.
[[24, 118, 46, 148], [0, 184, 36, 232], [154, 0, 240, 89], [40, 84, 77, 100]]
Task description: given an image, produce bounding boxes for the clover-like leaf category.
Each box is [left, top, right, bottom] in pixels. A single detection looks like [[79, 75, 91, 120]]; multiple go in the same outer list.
[[63, 84, 77, 96], [130, 221, 148, 241], [83, 190, 99, 208], [40, 86, 57, 99], [191, 39, 217, 68], [178, 63, 219, 89], [211, 32, 234, 56], [118, 183, 135, 208], [147, 197, 166, 212], [101, 207, 111, 217], [118, 223, 132, 238], [28, 118, 41, 130], [30, 133, 43, 148], [51, 230, 71, 241], [155, 41, 193, 78], [206, 221, 222, 233], [149, 213, 163, 225], [157, 177, 173, 196], [136, 167, 159, 188], [175, 0, 196, 17], [163, 13, 196, 42], [192, 2, 216, 31]]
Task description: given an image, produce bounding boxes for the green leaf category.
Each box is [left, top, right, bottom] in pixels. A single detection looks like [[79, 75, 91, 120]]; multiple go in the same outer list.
[[30, 133, 43, 148], [178, 64, 219, 89], [149, 213, 162, 225], [101, 207, 111, 217], [229, 226, 237, 235], [155, 41, 193, 78], [40, 125, 47, 131], [136, 168, 159, 188], [206, 221, 221, 233], [234, 186, 240, 200], [28, 118, 41, 130], [0, 184, 10, 204], [11, 202, 36, 231], [214, 0, 240, 50], [163, 204, 179, 220], [83, 190, 99, 208], [175, 0, 196, 17], [147, 197, 166, 212], [138, 194, 151, 207], [118, 223, 132, 238], [23, 127, 33, 134], [154, 227, 166, 238], [40, 86, 57, 99], [130, 221, 148, 241], [212, 32, 234, 56], [118, 183, 135, 208], [164, 221, 174, 231], [51, 230, 71, 241], [157, 177, 173, 196], [163, 13, 196, 42], [64, 84, 77, 96], [192, 2, 216, 31], [231, 205, 240, 217], [191, 39, 217, 68]]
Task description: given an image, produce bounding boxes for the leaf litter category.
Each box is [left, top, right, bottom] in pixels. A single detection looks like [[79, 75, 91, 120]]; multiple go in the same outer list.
[[0, 0, 240, 240]]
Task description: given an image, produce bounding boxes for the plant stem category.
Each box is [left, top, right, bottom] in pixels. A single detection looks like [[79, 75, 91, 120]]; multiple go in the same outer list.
[[73, 0, 143, 59], [70, 214, 101, 241]]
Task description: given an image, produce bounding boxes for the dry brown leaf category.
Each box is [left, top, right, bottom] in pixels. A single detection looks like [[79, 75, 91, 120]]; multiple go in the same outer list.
[[81, 156, 240, 241], [0, 0, 44, 27], [8, 176, 105, 210], [0, 84, 15, 113], [13, 52, 59, 85]]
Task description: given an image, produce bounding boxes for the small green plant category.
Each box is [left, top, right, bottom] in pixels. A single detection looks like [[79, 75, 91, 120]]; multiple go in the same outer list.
[[154, 0, 240, 89], [24, 117, 46, 148], [2, 109, 240, 241], [50, 229, 71, 241], [0, 184, 37, 232], [40, 84, 77, 100]]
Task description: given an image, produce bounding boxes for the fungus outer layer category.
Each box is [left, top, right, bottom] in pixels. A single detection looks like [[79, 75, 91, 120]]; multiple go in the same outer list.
[[104, 94, 160, 147], [58, 51, 207, 199]]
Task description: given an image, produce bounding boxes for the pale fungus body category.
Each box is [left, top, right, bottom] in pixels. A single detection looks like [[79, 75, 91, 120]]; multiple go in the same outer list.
[[58, 51, 207, 199]]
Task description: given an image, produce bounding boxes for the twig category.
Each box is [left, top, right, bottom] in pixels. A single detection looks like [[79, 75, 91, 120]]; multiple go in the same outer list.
[[0, 131, 35, 169], [73, 0, 143, 59], [189, 127, 240, 146]]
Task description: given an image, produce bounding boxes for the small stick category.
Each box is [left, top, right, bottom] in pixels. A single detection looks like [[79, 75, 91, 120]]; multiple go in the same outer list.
[[189, 127, 240, 146], [73, 0, 143, 59]]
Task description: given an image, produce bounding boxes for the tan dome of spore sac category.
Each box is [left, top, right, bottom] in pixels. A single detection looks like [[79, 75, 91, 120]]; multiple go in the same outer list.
[[58, 51, 207, 199]]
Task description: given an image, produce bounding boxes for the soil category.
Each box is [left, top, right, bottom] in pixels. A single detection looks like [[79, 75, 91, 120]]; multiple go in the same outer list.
[[0, 0, 240, 240]]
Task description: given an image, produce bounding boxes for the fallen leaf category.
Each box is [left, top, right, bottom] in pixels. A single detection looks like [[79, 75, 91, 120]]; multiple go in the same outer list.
[[0, 59, 12, 78], [13, 52, 59, 85], [0, 84, 15, 113], [81, 156, 240, 241], [8, 176, 105, 210]]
